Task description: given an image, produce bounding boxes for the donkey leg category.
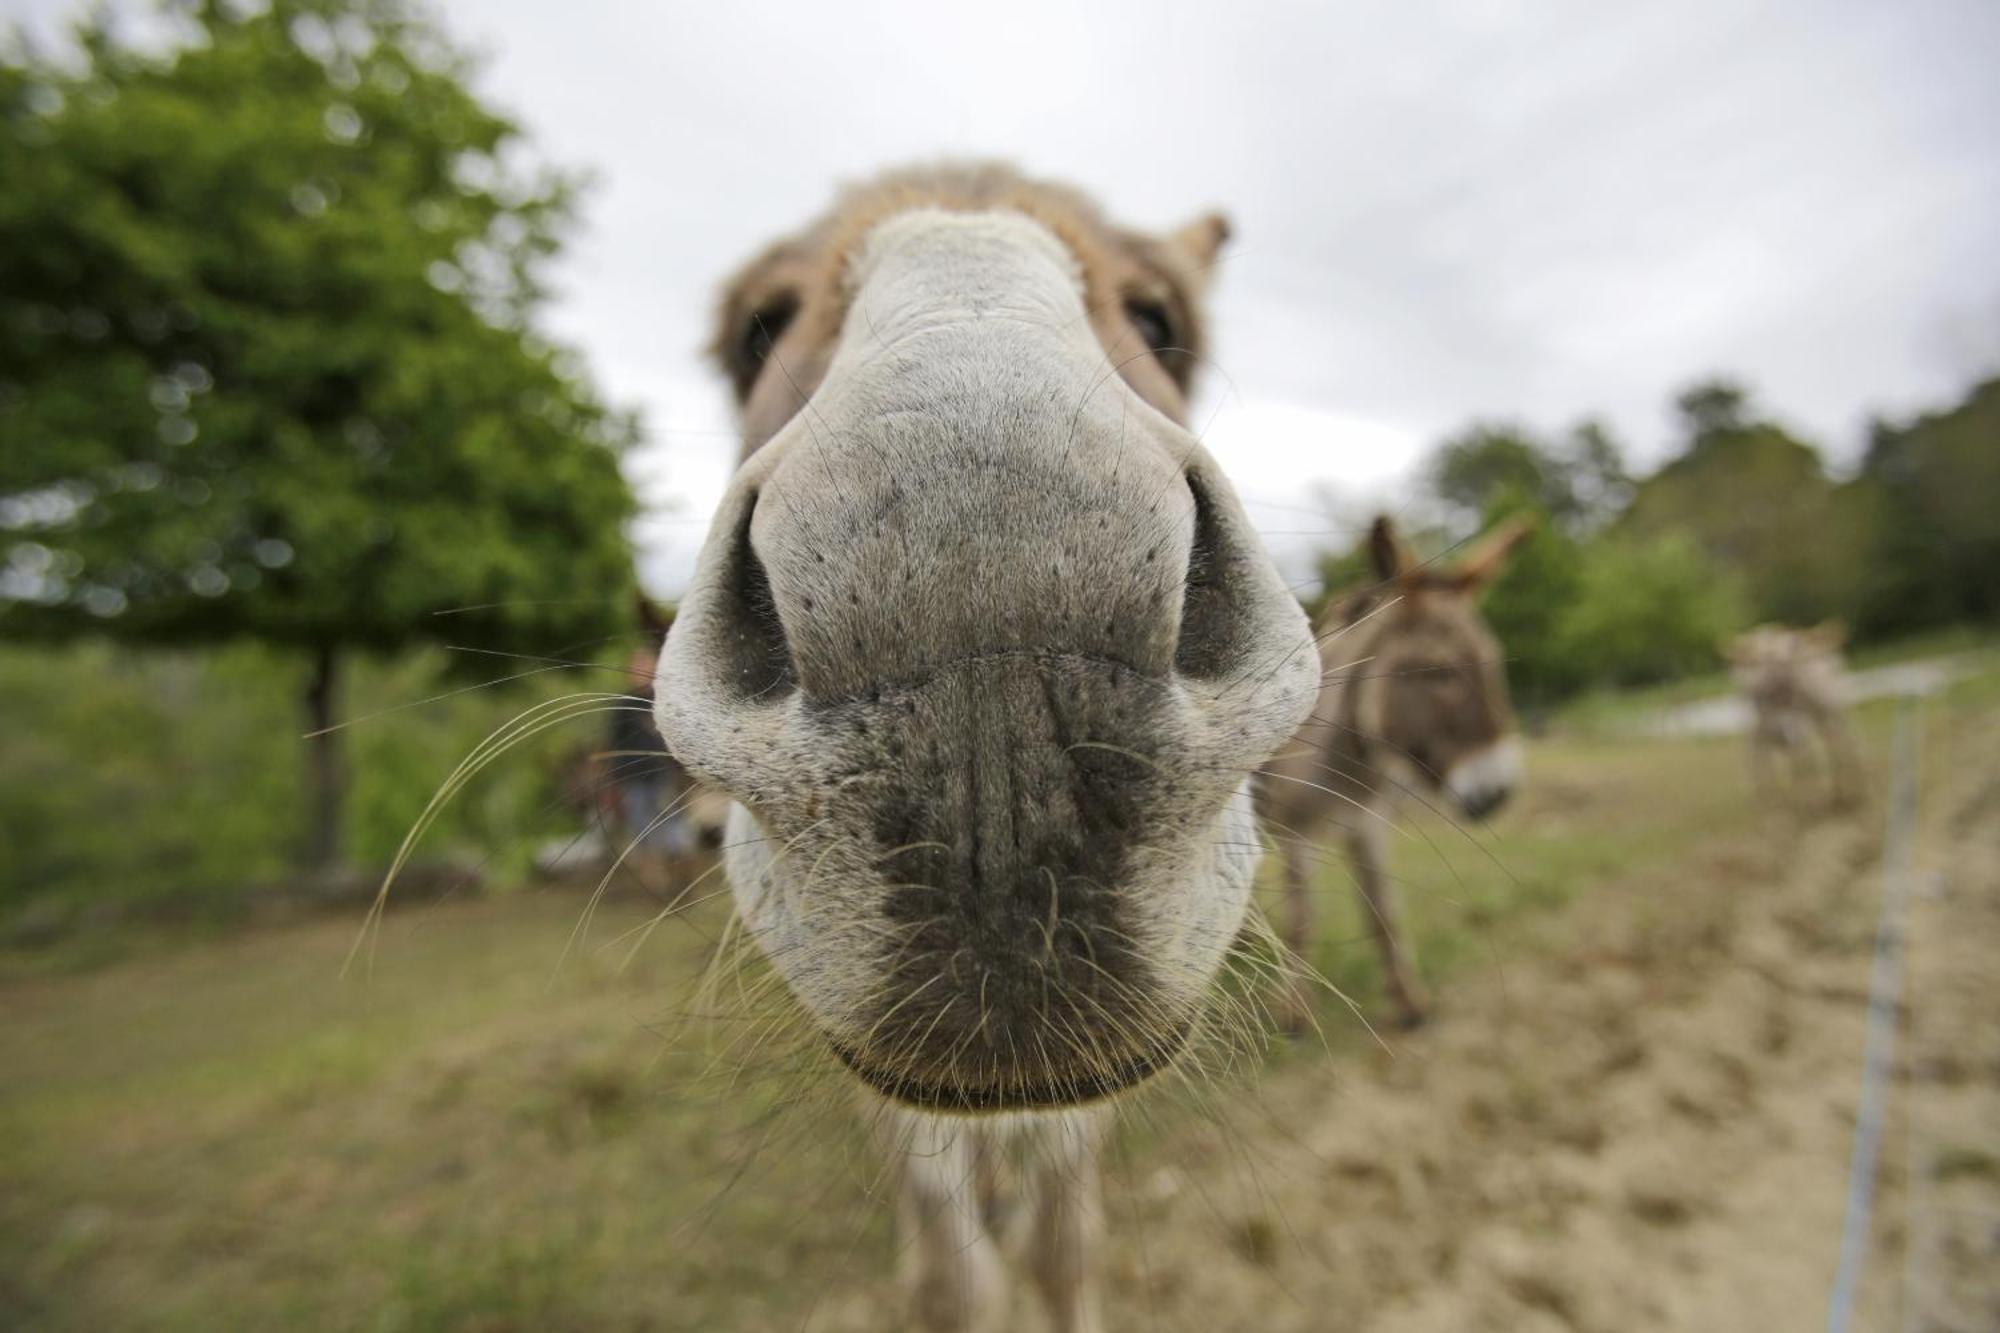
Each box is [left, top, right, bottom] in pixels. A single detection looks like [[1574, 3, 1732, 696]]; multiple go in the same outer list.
[[1784, 736, 1820, 813], [1746, 734, 1773, 801], [881, 1108, 1008, 1333], [1276, 833, 1315, 1034], [1024, 1108, 1109, 1333], [1822, 713, 1865, 809], [1345, 820, 1429, 1028]]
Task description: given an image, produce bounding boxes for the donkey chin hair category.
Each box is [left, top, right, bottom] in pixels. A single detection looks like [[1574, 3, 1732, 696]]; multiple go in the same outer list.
[[828, 1025, 1191, 1114]]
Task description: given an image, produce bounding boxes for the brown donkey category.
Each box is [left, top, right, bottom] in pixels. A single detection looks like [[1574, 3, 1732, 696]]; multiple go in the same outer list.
[[652, 164, 1320, 1331], [1260, 514, 1532, 1030], [1725, 621, 1864, 808]]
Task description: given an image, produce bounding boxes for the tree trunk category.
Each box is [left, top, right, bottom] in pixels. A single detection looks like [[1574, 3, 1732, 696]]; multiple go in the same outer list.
[[303, 643, 344, 871]]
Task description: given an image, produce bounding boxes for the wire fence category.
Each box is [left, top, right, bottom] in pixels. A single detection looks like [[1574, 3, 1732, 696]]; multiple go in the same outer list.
[[1826, 693, 1919, 1333]]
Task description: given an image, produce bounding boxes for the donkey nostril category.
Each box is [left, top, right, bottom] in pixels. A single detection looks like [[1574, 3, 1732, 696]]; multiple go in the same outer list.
[[713, 491, 796, 700], [1173, 470, 1255, 678]]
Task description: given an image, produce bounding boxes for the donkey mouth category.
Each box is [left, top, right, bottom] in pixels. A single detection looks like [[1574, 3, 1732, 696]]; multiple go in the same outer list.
[[1457, 786, 1512, 821], [828, 1025, 1190, 1113]]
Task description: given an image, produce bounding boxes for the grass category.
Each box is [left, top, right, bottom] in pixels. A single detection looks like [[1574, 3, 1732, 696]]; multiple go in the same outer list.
[[1, 888, 893, 1331], [1262, 728, 1746, 1049], [2, 666, 1986, 1330]]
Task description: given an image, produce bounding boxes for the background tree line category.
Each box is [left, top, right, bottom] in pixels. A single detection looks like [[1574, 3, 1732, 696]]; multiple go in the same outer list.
[[1314, 372, 2000, 713]]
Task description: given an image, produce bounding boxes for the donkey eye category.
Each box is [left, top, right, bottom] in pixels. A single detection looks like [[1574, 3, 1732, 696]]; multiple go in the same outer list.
[[740, 293, 799, 374], [1124, 298, 1177, 356]]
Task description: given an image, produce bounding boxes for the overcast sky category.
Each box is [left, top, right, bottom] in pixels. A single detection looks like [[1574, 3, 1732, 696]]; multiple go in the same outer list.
[[13, 0, 2000, 593]]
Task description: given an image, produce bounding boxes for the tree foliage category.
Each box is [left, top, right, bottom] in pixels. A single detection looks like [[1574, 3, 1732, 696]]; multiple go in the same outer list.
[[1619, 377, 1855, 626], [1426, 419, 1631, 534], [1379, 365, 1998, 710], [1855, 377, 2000, 634], [1470, 492, 1587, 707], [1672, 378, 1754, 437], [0, 0, 638, 655], [1549, 534, 1746, 690], [0, 1, 641, 866]]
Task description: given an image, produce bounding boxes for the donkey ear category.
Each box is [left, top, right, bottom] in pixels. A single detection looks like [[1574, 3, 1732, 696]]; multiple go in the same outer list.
[[636, 593, 674, 640], [1162, 211, 1232, 282], [1369, 515, 1416, 584], [1456, 512, 1537, 590], [1806, 619, 1848, 652]]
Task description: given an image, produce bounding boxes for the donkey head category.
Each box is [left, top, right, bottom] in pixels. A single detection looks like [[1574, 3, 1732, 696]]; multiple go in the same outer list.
[[653, 164, 1319, 1112], [1354, 514, 1532, 821], [1724, 620, 1847, 707]]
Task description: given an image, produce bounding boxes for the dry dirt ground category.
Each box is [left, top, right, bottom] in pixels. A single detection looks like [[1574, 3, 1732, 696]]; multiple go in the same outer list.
[[1059, 698, 1998, 1332]]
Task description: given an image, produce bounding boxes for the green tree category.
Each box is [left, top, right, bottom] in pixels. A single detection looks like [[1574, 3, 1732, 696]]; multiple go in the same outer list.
[[1427, 424, 1579, 529], [1565, 419, 1633, 527], [1, 1, 639, 870], [1553, 534, 1746, 689], [1672, 378, 1753, 437], [1855, 377, 2000, 634], [1621, 376, 1854, 624], [1426, 420, 1631, 535], [1472, 492, 1587, 709]]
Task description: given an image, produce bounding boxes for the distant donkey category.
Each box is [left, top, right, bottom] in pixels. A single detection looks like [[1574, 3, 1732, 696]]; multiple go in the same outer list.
[[1725, 621, 1863, 808], [1260, 514, 1533, 1030]]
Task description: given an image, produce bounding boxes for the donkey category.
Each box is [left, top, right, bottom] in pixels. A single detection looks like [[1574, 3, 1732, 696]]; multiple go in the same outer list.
[[651, 163, 1321, 1331], [1259, 514, 1532, 1030], [1724, 621, 1863, 808]]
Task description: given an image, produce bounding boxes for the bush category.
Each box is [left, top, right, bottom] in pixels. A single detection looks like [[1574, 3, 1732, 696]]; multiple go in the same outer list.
[[1552, 534, 1747, 690], [1, 642, 607, 936], [0, 642, 296, 924], [1476, 506, 1588, 710]]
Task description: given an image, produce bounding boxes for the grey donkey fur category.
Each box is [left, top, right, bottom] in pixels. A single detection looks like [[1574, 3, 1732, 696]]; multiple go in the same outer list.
[[653, 166, 1318, 1330]]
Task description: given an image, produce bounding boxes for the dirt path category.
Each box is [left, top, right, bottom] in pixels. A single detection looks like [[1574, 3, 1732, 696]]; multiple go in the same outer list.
[[1899, 706, 2000, 1332], [1070, 697, 2000, 1331]]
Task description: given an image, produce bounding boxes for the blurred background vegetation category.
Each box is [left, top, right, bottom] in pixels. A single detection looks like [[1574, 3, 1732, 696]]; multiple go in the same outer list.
[[1315, 373, 2000, 716], [3, 0, 1996, 953]]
